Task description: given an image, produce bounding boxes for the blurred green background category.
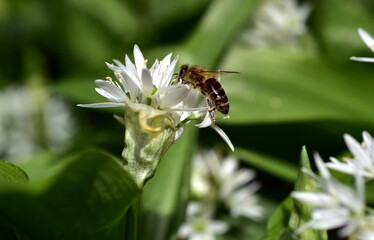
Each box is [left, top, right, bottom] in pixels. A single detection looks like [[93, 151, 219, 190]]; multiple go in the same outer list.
[[1, 0, 374, 238]]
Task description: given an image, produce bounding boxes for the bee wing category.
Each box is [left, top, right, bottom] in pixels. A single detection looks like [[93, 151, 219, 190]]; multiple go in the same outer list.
[[191, 70, 239, 74], [191, 70, 239, 80]]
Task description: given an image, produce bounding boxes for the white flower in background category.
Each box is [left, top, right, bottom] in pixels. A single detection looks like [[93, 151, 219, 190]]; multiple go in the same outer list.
[[191, 152, 213, 199], [351, 28, 374, 63], [177, 202, 229, 240], [78, 45, 234, 150], [326, 132, 374, 179], [242, 0, 311, 48], [0, 86, 74, 161], [191, 149, 262, 219], [212, 155, 262, 219], [292, 154, 374, 239]]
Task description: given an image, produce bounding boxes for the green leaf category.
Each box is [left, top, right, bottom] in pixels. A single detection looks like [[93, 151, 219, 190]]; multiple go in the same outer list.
[[148, 0, 210, 27], [288, 147, 327, 240], [139, 125, 198, 240], [234, 147, 298, 183], [0, 160, 28, 184], [0, 150, 140, 239], [261, 197, 293, 240], [14, 152, 65, 183], [221, 47, 374, 125], [181, 0, 262, 67]]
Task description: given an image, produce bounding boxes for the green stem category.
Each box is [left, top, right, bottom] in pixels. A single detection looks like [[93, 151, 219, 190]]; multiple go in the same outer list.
[[125, 197, 140, 240]]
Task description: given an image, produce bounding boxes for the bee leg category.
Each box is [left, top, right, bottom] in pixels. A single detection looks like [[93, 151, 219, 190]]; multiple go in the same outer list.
[[206, 99, 216, 122]]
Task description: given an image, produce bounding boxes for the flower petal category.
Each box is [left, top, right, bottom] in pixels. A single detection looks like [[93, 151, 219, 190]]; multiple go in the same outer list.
[[210, 124, 235, 151], [134, 44, 146, 78], [291, 192, 334, 206], [159, 85, 189, 109], [350, 57, 374, 62], [125, 54, 142, 85], [344, 134, 372, 167], [160, 55, 178, 89], [314, 153, 331, 180], [358, 28, 374, 53], [109, 60, 140, 98], [310, 208, 350, 229], [325, 157, 355, 175], [195, 112, 213, 128], [95, 80, 129, 102], [77, 102, 125, 108], [141, 68, 154, 95], [362, 131, 373, 147]]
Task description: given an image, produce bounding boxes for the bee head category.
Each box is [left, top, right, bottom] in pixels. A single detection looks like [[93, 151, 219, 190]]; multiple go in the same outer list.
[[178, 64, 189, 83]]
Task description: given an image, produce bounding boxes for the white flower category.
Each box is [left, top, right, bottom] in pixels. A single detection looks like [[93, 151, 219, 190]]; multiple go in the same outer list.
[[0, 85, 74, 160], [78, 45, 234, 150], [326, 132, 374, 179], [242, 0, 311, 48], [292, 153, 374, 239], [177, 202, 229, 240], [191, 149, 262, 219], [351, 28, 374, 63], [191, 152, 213, 199]]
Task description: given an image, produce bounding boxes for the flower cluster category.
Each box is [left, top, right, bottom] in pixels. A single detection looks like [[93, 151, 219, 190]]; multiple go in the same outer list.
[[0, 85, 74, 160], [178, 149, 262, 239], [291, 132, 374, 239], [78, 45, 234, 150], [78, 45, 234, 186], [290, 28, 374, 238], [242, 0, 311, 48]]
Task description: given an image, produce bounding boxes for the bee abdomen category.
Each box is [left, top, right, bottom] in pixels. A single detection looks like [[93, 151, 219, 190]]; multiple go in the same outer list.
[[204, 78, 230, 115]]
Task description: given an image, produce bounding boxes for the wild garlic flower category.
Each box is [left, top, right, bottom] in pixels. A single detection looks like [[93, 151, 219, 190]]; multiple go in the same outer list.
[[78, 45, 233, 148], [177, 202, 229, 240], [292, 154, 374, 239], [191, 149, 262, 219], [351, 28, 374, 63], [78, 45, 234, 186], [326, 132, 374, 179], [242, 0, 311, 48], [0, 85, 74, 161], [78, 45, 202, 138]]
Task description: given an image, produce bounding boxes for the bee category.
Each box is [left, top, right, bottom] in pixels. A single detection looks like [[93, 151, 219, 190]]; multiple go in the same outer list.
[[177, 64, 238, 122]]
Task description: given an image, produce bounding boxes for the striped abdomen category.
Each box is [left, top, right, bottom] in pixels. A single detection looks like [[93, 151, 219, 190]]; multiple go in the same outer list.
[[203, 78, 229, 114]]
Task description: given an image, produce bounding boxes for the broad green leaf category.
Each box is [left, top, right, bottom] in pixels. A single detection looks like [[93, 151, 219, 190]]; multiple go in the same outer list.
[[289, 147, 327, 240], [221, 47, 374, 125], [0, 160, 28, 184], [0, 150, 140, 239], [139, 125, 198, 240], [261, 197, 293, 240], [234, 147, 298, 183], [181, 0, 262, 67], [14, 152, 66, 183]]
